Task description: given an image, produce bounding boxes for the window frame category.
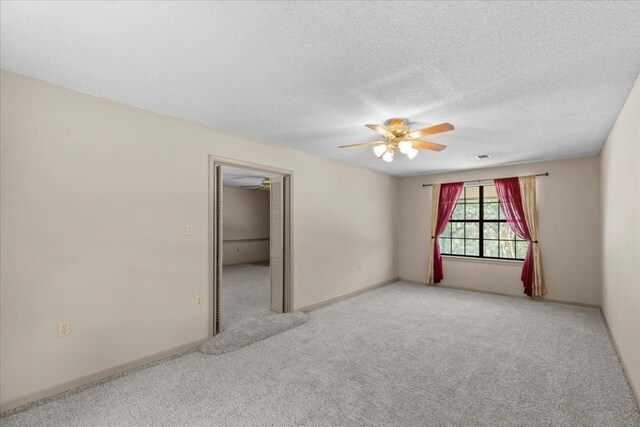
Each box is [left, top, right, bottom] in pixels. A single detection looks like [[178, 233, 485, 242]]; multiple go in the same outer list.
[[439, 185, 526, 261]]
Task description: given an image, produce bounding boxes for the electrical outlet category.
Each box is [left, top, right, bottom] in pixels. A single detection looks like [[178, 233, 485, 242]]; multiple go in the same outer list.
[[185, 224, 193, 236], [195, 296, 203, 306], [58, 321, 70, 337]]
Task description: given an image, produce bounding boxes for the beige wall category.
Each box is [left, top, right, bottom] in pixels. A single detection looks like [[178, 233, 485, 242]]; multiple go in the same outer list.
[[222, 186, 269, 265], [398, 156, 601, 305], [600, 74, 640, 399], [0, 71, 399, 408]]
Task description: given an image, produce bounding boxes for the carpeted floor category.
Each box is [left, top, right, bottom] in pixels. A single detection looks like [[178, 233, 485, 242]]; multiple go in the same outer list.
[[199, 264, 307, 355], [2, 282, 639, 426]]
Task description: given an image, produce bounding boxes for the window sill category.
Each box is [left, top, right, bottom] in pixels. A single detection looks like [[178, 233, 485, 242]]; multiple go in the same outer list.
[[442, 255, 524, 266]]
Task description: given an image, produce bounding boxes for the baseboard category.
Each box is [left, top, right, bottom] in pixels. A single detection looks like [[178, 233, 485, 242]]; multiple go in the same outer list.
[[0, 338, 207, 417], [540, 296, 600, 309], [223, 259, 270, 266], [298, 277, 399, 312], [600, 308, 640, 411], [398, 278, 601, 309]]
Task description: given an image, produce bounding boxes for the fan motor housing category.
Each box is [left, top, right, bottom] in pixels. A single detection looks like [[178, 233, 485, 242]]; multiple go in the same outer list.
[[384, 118, 410, 139]]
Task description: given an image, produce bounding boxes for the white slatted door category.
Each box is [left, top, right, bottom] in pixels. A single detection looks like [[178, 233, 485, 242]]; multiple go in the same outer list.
[[212, 164, 223, 334], [270, 176, 284, 313]]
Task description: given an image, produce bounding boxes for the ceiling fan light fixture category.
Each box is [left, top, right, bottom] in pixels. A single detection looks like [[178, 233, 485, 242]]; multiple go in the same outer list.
[[398, 140, 413, 154], [405, 146, 419, 159], [338, 119, 453, 164], [373, 144, 387, 157]]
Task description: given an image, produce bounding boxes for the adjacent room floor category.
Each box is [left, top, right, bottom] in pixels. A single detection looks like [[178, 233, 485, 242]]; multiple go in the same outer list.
[[3, 282, 639, 426], [198, 263, 307, 355], [221, 263, 271, 330]]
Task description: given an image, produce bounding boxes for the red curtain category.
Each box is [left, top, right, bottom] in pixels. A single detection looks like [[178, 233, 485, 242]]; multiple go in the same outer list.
[[432, 182, 464, 283], [494, 177, 534, 296]]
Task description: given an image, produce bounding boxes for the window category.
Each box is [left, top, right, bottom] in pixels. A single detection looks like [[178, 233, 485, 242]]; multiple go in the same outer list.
[[439, 185, 527, 260]]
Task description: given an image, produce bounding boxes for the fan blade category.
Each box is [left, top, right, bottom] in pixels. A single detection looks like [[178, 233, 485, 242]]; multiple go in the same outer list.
[[412, 140, 447, 152], [338, 141, 385, 148], [408, 123, 454, 139], [365, 124, 395, 139]]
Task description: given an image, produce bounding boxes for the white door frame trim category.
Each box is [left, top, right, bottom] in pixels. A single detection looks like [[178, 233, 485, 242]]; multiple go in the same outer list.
[[208, 155, 293, 338]]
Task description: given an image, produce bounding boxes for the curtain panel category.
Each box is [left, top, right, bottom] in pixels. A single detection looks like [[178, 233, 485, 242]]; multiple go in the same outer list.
[[519, 175, 547, 296], [494, 176, 547, 297], [427, 184, 441, 283], [428, 182, 463, 283]]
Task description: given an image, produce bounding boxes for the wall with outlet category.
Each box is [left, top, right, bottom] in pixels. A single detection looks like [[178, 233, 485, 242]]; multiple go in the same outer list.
[[222, 186, 270, 265], [0, 70, 399, 409], [398, 156, 601, 306]]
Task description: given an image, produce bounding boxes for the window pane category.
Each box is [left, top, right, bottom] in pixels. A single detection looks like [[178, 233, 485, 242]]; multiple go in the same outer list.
[[465, 239, 479, 256], [484, 222, 499, 239], [457, 188, 466, 203], [498, 204, 507, 220], [465, 222, 479, 238], [516, 241, 528, 259], [484, 240, 499, 257], [441, 223, 451, 238], [499, 222, 515, 240], [452, 222, 465, 238], [435, 184, 528, 260], [499, 240, 516, 259], [452, 204, 464, 220], [484, 185, 498, 202], [439, 237, 451, 254], [483, 203, 499, 220], [465, 203, 480, 220], [465, 186, 480, 203], [451, 238, 465, 255]]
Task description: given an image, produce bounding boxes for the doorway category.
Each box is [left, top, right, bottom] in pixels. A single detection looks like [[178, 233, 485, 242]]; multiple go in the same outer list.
[[208, 156, 292, 337]]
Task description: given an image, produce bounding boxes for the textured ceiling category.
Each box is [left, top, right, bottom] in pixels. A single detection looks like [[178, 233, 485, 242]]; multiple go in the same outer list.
[[223, 166, 274, 188], [2, 1, 639, 176]]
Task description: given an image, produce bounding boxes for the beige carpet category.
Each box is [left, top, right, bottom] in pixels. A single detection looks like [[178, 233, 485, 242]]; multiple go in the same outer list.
[[3, 281, 638, 426]]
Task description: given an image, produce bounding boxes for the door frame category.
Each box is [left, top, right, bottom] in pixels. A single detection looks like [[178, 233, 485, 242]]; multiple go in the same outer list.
[[208, 155, 293, 337]]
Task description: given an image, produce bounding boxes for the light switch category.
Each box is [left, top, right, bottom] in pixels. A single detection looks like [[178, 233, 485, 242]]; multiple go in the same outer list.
[[185, 224, 193, 236]]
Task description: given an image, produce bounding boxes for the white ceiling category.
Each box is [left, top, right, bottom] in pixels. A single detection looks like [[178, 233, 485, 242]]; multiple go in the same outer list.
[[223, 166, 274, 188], [2, 1, 639, 176]]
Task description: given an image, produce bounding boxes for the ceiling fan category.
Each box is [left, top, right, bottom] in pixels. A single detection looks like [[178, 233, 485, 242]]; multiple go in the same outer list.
[[240, 177, 271, 191], [339, 118, 454, 162]]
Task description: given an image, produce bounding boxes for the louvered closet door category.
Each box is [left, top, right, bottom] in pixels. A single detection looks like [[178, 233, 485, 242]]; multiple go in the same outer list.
[[212, 164, 223, 334], [270, 175, 284, 313]]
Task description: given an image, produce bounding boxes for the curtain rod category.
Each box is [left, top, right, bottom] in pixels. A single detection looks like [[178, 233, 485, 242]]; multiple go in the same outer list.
[[421, 172, 549, 187]]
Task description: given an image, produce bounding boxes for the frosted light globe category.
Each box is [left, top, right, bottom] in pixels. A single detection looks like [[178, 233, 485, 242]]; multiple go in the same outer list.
[[405, 146, 419, 159], [398, 140, 413, 154], [373, 144, 387, 157]]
